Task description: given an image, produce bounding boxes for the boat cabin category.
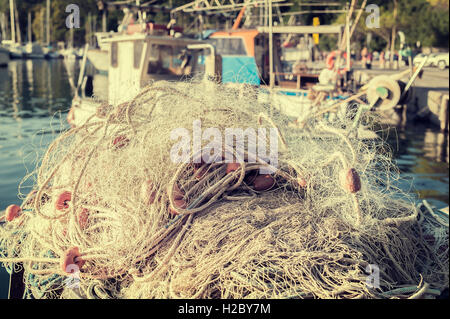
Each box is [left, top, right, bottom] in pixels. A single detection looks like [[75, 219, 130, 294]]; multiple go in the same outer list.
[[102, 34, 219, 105]]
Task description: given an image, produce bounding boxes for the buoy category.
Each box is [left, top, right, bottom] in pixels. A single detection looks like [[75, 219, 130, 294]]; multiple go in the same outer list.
[[140, 180, 157, 205], [194, 165, 209, 180], [5, 205, 21, 222], [78, 208, 89, 230], [55, 191, 72, 211], [112, 135, 130, 149], [168, 183, 184, 201], [340, 168, 361, 193], [297, 176, 308, 189], [67, 107, 75, 126], [169, 199, 187, 216], [61, 247, 85, 273], [252, 175, 276, 191], [226, 163, 241, 174]]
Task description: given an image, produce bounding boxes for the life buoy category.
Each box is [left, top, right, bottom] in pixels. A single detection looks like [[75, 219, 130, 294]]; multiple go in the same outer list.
[[326, 50, 350, 73]]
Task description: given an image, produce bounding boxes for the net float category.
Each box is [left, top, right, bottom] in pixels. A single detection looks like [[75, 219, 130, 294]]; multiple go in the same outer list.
[[112, 135, 130, 149], [169, 199, 187, 216], [55, 191, 72, 211], [140, 180, 157, 205], [167, 183, 184, 201], [78, 208, 89, 230], [5, 204, 22, 222], [194, 165, 209, 180], [297, 177, 308, 189], [244, 170, 258, 184], [252, 174, 276, 191], [226, 163, 241, 174], [61, 247, 85, 273], [340, 168, 361, 193]]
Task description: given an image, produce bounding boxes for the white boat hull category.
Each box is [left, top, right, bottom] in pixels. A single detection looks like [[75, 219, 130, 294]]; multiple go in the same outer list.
[[87, 49, 108, 73]]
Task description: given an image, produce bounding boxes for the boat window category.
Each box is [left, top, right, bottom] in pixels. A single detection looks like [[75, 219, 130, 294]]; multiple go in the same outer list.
[[147, 44, 192, 76], [134, 41, 144, 69], [111, 42, 118, 68], [209, 37, 247, 56]]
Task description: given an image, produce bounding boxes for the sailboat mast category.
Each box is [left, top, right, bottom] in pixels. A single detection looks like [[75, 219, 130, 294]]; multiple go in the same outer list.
[[28, 12, 31, 43], [14, 0, 21, 43], [46, 0, 50, 46], [9, 0, 15, 43]]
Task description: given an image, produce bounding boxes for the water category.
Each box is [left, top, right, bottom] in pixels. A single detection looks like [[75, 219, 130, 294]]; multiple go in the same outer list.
[[0, 60, 448, 299]]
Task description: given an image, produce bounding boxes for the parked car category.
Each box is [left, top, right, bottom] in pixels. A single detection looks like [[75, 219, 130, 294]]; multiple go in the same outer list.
[[413, 53, 436, 66], [432, 52, 449, 70]]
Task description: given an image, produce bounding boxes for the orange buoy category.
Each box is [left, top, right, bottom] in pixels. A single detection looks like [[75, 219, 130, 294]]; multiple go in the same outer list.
[[340, 168, 361, 193], [297, 177, 308, 189], [226, 163, 241, 174], [168, 183, 184, 201], [252, 174, 276, 191], [194, 165, 209, 180], [5, 205, 21, 222], [55, 191, 72, 211], [61, 247, 85, 273], [169, 199, 187, 216], [67, 107, 75, 126], [141, 180, 157, 205], [78, 208, 89, 230], [112, 135, 130, 149]]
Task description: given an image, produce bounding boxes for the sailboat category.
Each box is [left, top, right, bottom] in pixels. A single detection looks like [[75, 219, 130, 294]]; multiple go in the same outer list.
[[3, 0, 24, 58], [43, 0, 62, 59], [24, 4, 45, 59]]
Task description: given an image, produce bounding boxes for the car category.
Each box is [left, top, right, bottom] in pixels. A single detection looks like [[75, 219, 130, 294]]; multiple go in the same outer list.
[[432, 52, 449, 70], [413, 53, 437, 66]]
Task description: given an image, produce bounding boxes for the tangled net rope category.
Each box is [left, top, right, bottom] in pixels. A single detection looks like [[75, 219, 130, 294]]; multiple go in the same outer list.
[[0, 80, 448, 299]]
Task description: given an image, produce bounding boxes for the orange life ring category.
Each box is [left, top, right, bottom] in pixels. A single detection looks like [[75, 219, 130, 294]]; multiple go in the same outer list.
[[326, 50, 350, 73]]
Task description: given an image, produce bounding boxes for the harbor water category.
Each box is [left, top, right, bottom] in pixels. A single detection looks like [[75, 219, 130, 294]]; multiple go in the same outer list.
[[0, 60, 448, 298]]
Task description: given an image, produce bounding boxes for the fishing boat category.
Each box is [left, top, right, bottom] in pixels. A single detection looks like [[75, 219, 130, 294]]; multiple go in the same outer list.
[[67, 34, 219, 127]]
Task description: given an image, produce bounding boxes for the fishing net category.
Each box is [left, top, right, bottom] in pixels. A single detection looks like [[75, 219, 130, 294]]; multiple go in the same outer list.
[[0, 80, 448, 299]]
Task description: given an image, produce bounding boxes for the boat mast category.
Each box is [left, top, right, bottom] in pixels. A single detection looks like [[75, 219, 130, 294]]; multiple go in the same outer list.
[[46, 0, 50, 46], [269, 0, 274, 89], [27, 12, 31, 43], [14, 0, 21, 43], [9, 0, 15, 43]]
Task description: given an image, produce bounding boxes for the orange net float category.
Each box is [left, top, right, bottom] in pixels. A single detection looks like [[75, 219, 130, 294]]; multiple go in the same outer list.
[[226, 163, 241, 174], [252, 174, 276, 192], [167, 183, 187, 216], [61, 247, 85, 273], [77, 208, 90, 230], [140, 180, 157, 205], [340, 168, 361, 193], [66, 107, 75, 128], [169, 199, 187, 217], [112, 135, 130, 149], [4, 204, 22, 222], [55, 191, 72, 211]]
